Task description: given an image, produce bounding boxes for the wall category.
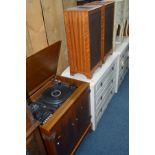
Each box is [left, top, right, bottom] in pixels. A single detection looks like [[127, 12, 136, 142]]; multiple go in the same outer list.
[[26, 0, 77, 74]]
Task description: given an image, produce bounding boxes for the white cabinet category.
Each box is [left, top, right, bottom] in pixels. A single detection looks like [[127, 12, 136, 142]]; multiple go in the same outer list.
[[114, 37, 129, 93], [61, 54, 118, 131]]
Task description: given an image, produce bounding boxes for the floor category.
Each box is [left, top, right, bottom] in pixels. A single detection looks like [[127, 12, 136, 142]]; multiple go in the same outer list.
[[76, 72, 129, 155]]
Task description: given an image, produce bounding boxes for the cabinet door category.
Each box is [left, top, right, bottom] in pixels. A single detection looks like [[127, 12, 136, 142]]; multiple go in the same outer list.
[[26, 129, 47, 155], [44, 108, 77, 155], [75, 89, 91, 135], [48, 122, 68, 155], [62, 107, 78, 154]]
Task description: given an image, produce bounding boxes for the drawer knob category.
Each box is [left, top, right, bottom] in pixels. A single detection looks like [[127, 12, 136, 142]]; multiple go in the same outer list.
[[75, 118, 79, 121], [56, 142, 60, 146], [100, 82, 103, 87], [100, 96, 103, 100], [112, 67, 114, 70], [111, 79, 114, 83], [57, 135, 61, 140], [71, 122, 75, 127], [121, 66, 124, 69]]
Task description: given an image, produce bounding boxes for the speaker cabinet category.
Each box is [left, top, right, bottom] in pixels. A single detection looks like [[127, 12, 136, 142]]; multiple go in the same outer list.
[[105, 0, 124, 47], [64, 6, 102, 79], [85, 1, 114, 62]]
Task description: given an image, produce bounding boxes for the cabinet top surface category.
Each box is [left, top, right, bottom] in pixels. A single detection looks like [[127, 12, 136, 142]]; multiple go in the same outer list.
[[114, 37, 129, 55], [86, 0, 114, 6], [62, 37, 129, 84], [62, 54, 118, 84], [64, 5, 101, 12]]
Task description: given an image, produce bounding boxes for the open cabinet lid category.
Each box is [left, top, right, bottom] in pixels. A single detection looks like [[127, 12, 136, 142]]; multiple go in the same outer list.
[[26, 41, 61, 96]]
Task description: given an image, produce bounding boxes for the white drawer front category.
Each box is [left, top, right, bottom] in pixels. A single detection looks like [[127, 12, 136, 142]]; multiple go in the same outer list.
[[96, 76, 115, 108], [96, 71, 115, 98], [95, 85, 115, 126], [118, 63, 128, 88], [96, 83, 114, 115], [95, 63, 115, 95], [120, 46, 129, 61]]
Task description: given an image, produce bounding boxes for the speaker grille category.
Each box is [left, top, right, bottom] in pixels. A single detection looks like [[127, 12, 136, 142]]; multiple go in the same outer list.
[[104, 3, 114, 55], [89, 10, 101, 70]]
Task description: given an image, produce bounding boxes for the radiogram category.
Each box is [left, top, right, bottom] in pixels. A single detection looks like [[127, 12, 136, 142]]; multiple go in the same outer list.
[[64, 5, 102, 79]]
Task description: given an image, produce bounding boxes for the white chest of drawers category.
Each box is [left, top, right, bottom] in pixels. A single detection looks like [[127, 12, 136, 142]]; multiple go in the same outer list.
[[62, 54, 118, 130], [114, 37, 129, 93]]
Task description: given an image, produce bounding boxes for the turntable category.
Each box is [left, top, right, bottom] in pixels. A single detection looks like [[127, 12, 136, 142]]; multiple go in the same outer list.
[[26, 41, 91, 155], [29, 80, 77, 124]]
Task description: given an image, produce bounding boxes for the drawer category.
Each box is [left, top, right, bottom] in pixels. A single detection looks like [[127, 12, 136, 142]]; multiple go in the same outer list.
[[96, 71, 115, 98], [103, 86, 115, 110], [96, 76, 115, 108], [124, 54, 129, 66], [118, 68, 127, 88], [118, 74, 124, 88], [95, 86, 114, 126], [96, 83, 114, 113], [95, 63, 115, 95], [123, 61, 129, 75], [119, 55, 128, 73], [120, 47, 129, 61], [119, 62, 125, 74]]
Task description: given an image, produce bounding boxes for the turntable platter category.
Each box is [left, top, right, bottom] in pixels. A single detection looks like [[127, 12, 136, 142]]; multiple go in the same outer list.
[[38, 82, 77, 106]]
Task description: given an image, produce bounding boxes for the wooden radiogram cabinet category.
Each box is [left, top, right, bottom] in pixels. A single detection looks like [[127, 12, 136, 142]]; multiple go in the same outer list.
[[40, 82, 91, 155], [64, 5, 102, 79], [26, 41, 91, 155], [85, 1, 114, 62]]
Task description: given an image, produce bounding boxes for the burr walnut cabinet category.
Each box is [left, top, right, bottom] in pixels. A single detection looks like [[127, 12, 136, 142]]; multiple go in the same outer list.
[[64, 5, 102, 79], [85, 1, 114, 62]]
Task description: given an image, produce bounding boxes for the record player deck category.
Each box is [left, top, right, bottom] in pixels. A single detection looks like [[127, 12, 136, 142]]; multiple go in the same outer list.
[[30, 80, 77, 124]]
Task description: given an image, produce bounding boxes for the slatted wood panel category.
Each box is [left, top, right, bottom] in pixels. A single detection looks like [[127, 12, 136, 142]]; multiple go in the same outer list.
[[64, 6, 102, 78], [62, 0, 77, 9], [26, 25, 33, 57], [26, 0, 77, 74], [26, 0, 48, 55]]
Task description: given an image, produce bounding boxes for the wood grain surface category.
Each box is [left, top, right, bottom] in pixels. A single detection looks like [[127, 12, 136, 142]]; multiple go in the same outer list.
[[26, 0, 48, 56], [64, 6, 102, 78], [26, 41, 61, 95]]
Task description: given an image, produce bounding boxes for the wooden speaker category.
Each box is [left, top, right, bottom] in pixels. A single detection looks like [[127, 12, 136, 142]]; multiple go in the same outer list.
[[64, 5, 102, 79], [85, 1, 114, 62]]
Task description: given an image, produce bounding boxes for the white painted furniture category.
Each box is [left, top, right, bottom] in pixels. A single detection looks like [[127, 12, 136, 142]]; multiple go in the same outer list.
[[61, 54, 118, 130], [105, 0, 125, 47], [114, 37, 129, 93], [123, 0, 129, 36]]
